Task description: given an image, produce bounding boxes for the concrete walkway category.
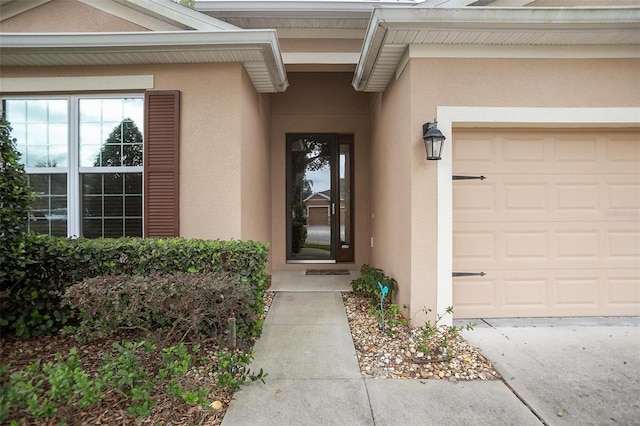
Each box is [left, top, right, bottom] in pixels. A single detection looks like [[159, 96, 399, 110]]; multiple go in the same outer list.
[[222, 272, 640, 425]]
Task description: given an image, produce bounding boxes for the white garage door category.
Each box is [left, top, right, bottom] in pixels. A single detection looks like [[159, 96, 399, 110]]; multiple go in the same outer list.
[[453, 128, 640, 318]]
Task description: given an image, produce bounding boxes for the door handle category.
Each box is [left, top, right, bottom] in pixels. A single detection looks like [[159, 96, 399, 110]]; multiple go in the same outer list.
[[332, 203, 335, 215]]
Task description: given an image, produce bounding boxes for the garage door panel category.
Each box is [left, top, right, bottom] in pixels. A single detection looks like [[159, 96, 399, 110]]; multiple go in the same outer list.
[[454, 174, 638, 223], [607, 132, 640, 165], [609, 276, 640, 306], [453, 128, 640, 318], [454, 270, 640, 317], [454, 129, 640, 174], [455, 222, 639, 270]]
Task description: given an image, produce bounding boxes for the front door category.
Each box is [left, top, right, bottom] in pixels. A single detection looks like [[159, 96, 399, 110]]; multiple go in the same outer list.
[[286, 133, 354, 263]]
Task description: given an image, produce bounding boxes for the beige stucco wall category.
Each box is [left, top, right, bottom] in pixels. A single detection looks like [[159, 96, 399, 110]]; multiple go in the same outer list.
[[368, 67, 416, 319], [0, 0, 149, 32], [370, 56, 640, 323], [269, 72, 371, 269], [240, 69, 273, 244], [0, 62, 250, 241]]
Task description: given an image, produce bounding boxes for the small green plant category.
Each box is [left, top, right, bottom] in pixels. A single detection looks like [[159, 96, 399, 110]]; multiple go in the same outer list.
[[351, 264, 397, 304], [215, 350, 267, 392], [369, 302, 410, 337], [416, 306, 475, 359], [0, 348, 106, 422], [1, 339, 268, 423]]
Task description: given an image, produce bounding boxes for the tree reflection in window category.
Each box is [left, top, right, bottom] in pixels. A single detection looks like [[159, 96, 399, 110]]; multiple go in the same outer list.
[[81, 118, 143, 238], [94, 118, 143, 167]]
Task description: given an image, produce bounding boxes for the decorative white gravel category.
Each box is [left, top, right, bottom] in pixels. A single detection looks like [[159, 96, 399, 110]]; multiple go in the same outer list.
[[342, 293, 501, 381]]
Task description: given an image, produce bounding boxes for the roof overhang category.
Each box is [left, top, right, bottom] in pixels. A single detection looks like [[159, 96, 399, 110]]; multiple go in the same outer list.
[[196, 0, 421, 29], [353, 7, 640, 92], [0, 0, 239, 31], [0, 30, 288, 92]]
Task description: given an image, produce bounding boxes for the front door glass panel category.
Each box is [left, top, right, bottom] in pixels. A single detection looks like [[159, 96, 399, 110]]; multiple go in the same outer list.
[[287, 134, 354, 263], [287, 134, 335, 261]]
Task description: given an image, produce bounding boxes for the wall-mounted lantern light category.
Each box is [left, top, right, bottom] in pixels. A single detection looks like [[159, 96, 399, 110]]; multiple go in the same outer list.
[[422, 120, 446, 160]]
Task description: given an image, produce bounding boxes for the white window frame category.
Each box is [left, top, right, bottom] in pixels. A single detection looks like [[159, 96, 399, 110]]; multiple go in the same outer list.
[[2, 93, 144, 238]]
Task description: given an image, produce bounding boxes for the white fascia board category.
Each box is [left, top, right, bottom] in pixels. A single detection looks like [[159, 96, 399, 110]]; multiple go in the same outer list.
[[0, 30, 277, 50], [353, 6, 640, 91], [0, 30, 288, 92], [352, 7, 386, 91], [197, 0, 421, 15], [117, 0, 239, 30], [409, 44, 640, 59], [78, 0, 184, 31], [420, 0, 483, 6], [374, 6, 640, 30]]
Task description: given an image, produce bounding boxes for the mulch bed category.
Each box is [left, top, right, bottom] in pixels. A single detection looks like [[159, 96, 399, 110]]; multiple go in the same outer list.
[[0, 292, 277, 425]]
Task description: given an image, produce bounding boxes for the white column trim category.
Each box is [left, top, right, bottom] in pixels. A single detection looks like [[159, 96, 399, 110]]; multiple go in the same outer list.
[[436, 106, 640, 325]]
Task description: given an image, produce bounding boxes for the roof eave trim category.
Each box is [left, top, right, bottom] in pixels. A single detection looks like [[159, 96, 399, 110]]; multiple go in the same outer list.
[[352, 7, 385, 92], [116, 0, 240, 30], [0, 30, 288, 93], [353, 6, 640, 92], [196, 0, 421, 14]]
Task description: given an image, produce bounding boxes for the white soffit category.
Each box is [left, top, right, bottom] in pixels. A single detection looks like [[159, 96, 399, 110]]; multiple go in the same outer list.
[[196, 0, 421, 29], [0, 31, 288, 93], [353, 6, 640, 92]]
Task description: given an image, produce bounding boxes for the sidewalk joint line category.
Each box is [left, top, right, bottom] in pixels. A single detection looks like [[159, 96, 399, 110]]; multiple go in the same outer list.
[[499, 375, 548, 425]]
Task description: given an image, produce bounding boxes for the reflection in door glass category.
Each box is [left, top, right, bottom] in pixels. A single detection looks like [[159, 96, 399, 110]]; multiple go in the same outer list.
[[339, 143, 351, 249], [288, 135, 333, 261]]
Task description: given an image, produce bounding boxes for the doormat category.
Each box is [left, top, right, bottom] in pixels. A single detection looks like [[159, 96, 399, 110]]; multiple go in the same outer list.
[[306, 269, 351, 276]]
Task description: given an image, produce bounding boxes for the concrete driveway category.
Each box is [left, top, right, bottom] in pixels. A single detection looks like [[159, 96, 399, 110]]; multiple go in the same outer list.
[[459, 317, 640, 425]]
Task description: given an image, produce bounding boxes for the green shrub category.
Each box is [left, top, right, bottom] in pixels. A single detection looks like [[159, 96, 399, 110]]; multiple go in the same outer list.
[[1, 238, 269, 338], [64, 271, 261, 347], [0, 116, 34, 289], [351, 264, 397, 304]]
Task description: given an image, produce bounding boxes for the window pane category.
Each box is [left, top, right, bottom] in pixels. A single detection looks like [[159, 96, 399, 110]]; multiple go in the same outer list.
[[27, 174, 67, 237], [27, 100, 48, 123], [49, 124, 68, 145], [4, 99, 68, 168], [82, 219, 102, 239], [49, 100, 68, 123], [30, 174, 50, 194], [51, 174, 66, 195], [8, 100, 26, 122], [82, 174, 102, 195], [125, 196, 142, 216], [104, 174, 123, 194], [125, 218, 143, 237], [81, 173, 142, 238], [125, 173, 142, 194], [79, 98, 143, 168], [104, 219, 124, 238], [104, 196, 123, 216], [82, 196, 102, 217]]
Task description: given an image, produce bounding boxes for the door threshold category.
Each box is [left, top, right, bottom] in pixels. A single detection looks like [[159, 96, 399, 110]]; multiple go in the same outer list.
[[287, 260, 336, 264]]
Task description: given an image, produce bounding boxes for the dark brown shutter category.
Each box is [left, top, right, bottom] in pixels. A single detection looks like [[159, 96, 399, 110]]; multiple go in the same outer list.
[[144, 90, 180, 237]]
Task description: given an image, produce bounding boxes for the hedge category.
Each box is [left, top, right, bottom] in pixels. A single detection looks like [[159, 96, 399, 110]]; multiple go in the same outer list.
[[0, 236, 269, 338]]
